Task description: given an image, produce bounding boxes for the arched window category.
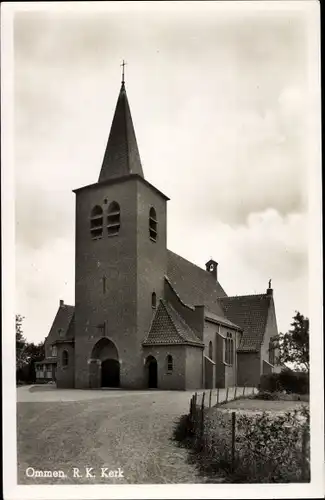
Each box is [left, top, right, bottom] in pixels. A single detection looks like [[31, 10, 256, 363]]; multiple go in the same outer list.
[[269, 340, 275, 365], [107, 201, 120, 236], [152, 292, 157, 309], [224, 333, 234, 365], [90, 205, 103, 240], [149, 207, 157, 242], [166, 354, 173, 373], [62, 350, 69, 367], [51, 346, 57, 357], [208, 341, 213, 360]]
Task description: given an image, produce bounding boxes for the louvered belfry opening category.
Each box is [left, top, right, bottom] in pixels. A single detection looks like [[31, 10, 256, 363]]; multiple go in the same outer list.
[[149, 207, 157, 241], [90, 205, 103, 240], [107, 201, 121, 236]]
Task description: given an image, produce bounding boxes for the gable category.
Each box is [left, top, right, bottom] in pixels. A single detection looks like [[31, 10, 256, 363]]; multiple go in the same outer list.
[[45, 303, 75, 356], [219, 294, 272, 351], [142, 300, 204, 347]]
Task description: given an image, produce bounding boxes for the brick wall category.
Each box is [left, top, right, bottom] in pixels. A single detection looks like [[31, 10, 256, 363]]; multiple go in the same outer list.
[[142, 345, 186, 390], [185, 346, 203, 389], [204, 321, 240, 388], [56, 343, 75, 388], [260, 297, 278, 374], [237, 351, 260, 386], [74, 177, 168, 389]]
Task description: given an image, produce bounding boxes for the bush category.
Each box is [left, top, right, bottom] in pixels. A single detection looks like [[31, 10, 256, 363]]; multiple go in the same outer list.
[[253, 391, 309, 402], [233, 407, 310, 482], [176, 406, 310, 483], [254, 391, 279, 400], [260, 369, 309, 394], [172, 414, 194, 446]]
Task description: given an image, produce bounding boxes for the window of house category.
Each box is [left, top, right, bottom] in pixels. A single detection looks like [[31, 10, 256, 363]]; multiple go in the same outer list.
[[51, 346, 57, 357], [58, 328, 64, 338], [269, 340, 275, 365], [224, 333, 234, 365], [208, 341, 213, 360], [107, 201, 120, 236], [90, 205, 103, 240], [166, 354, 173, 373], [151, 292, 157, 309], [62, 350, 69, 367], [149, 207, 157, 242]]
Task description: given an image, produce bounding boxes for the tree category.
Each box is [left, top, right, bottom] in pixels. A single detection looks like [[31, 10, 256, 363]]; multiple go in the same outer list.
[[16, 314, 45, 383], [272, 311, 309, 372], [24, 341, 45, 382], [16, 314, 28, 370]]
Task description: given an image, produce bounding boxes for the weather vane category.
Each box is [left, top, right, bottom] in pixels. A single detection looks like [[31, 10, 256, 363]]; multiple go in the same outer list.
[[121, 60, 127, 84]]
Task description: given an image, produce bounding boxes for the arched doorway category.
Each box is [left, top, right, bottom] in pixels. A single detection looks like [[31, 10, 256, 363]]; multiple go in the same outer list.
[[145, 356, 158, 388], [101, 359, 120, 387], [90, 338, 120, 388]]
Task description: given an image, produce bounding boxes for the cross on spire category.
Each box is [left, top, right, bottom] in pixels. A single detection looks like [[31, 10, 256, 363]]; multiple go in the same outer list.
[[121, 60, 127, 84]]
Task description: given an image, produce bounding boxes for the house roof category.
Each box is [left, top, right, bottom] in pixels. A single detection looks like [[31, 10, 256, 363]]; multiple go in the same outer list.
[[142, 300, 204, 347], [46, 304, 75, 345], [98, 82, 144, 182], [219, 294, 272, 351], [166, 250, 227, 317], [204, 310, 241, 330]]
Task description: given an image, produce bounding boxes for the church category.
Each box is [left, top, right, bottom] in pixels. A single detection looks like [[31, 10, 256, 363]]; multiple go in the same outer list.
[[35, 70, 279, 390]]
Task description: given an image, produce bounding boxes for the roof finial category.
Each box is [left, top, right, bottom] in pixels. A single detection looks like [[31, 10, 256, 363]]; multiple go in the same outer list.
[[121, 59, 127, 85], [268, 278, 272, 289]]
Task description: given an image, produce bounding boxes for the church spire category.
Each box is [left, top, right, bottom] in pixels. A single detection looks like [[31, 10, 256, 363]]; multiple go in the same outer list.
[[121, 59, 126, 85], [98, 62, 144, 183]]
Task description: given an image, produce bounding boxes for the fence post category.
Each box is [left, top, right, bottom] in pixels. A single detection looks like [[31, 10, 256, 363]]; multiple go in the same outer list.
[[189, 396, 194, 433], [231, 411, 236, 473], [301, 427, 308, 481], [243, 385, 245, 396], [234, 386, 237, 400], [200, 392, 205, 450], [217, 387, 219, 405], [226, 387, 229, 402], [209, 389, 212, 408], [193, 393, 197, 432]]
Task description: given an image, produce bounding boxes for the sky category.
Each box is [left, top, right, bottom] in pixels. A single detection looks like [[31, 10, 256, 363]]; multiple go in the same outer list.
[[13, 2, 315, 344]]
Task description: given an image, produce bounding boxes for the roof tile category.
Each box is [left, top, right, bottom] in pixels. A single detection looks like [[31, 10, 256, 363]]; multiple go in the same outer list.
[[167, 250, 227, 317], [143, 300, 204, 347], [219, 294, 271, 351]]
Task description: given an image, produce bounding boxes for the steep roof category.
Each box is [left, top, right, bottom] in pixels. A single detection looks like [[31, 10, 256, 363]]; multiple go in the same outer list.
[[219, 294, 272, 351], [98, 82, 144, 182], [46, 303, 75, 345], [142, 300, 204, 347], [167, 250, 227, 317]]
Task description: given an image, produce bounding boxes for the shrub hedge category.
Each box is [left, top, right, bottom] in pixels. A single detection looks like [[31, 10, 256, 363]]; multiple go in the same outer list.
[[259, 369, 309, 394], [173, 406, 310, 483]]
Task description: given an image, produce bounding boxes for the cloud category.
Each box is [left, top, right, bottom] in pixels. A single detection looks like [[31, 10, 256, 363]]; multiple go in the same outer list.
[[13, 7, 310, 342]]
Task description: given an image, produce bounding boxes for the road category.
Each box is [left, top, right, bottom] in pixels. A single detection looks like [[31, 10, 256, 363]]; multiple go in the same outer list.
[[17, 385, 251, 484]]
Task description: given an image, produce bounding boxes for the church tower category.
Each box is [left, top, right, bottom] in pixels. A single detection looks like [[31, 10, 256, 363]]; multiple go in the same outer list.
[[73, 67, 169, 388]]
